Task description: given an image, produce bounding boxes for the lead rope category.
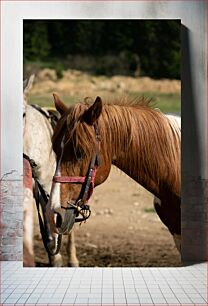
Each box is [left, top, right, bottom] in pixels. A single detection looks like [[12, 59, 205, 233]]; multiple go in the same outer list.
[[33, 179, 62, 257], [23, 154, 62, 259]]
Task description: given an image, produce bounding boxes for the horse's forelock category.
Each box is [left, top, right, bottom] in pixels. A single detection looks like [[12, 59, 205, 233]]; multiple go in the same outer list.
[[67, 104, 97, 156], [53, 103, 96, 158]]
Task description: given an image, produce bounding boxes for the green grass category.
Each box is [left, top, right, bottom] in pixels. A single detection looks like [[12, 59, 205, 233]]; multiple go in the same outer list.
[[28, 95, 77, 108], [29, 91, 181, 114], [144, 208, 155, 213]]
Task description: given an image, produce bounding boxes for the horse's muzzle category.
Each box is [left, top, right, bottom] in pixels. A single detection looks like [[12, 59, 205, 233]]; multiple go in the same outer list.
[[54, 206, 76, 235], [46, 200, 91, 235]]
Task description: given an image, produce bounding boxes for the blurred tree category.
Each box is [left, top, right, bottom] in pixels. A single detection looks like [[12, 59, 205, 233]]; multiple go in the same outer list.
[[24, 21, 50, 61], [23, 20, 180, 79]]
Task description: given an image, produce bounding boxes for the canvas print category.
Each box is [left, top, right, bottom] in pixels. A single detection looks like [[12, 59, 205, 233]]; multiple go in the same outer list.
[[23, 20, 181, 267]]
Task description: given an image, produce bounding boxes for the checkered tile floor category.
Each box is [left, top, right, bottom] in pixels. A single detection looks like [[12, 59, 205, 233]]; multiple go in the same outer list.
[[0, 261, 207, 305]]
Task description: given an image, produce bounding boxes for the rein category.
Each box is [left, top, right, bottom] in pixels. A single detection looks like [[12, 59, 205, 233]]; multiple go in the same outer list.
[[23, 153, 62, 259]]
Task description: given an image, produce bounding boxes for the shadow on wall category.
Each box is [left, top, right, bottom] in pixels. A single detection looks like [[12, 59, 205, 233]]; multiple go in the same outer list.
[[181, 25, 207, 264]]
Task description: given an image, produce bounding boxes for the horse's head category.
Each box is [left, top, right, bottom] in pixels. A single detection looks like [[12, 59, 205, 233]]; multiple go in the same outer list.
[[46, 94, 111, 235]]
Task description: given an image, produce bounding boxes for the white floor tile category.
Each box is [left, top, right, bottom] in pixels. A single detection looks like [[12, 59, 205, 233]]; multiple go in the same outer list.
[[102, 297, 114, 302], [1, 262, 207, 306], [26, 297, 39, 303], [75, 298, 89, 304], [126, 297, 140, 302], [88, 298, 102, 303], [62, 297, 76, 303]]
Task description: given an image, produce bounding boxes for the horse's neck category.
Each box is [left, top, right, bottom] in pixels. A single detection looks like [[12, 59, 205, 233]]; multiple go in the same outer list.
[[24, 105, 56, 193], [102, 105, 181, 198]]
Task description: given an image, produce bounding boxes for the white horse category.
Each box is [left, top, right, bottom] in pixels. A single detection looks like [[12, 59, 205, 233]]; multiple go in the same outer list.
[[23, 75, 79, 267]]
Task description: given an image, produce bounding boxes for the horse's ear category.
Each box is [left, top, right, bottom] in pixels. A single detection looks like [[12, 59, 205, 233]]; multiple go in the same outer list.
[[53, 93, 68, 115], [23, 74, 35, 95], [23, 79, 28, 91], [83, 96, 103, 125]]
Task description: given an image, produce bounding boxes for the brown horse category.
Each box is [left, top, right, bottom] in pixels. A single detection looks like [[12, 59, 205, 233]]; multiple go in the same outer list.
[[46, 94, 181, 257]]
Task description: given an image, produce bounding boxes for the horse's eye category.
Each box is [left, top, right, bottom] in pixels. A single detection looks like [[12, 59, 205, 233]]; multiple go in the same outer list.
[[75, 148, 84, 161]]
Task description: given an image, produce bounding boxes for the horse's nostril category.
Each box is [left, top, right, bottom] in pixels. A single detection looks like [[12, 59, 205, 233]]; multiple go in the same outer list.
[[55, 212, 63, 228]]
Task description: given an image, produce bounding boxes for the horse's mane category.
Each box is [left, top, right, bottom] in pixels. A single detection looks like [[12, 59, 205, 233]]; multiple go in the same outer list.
[[53, 97, 181, 196], [53, 97, 151, 153]]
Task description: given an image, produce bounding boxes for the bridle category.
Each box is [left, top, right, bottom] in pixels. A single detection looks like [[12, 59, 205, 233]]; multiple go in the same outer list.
[[52, 123, 101, 231]]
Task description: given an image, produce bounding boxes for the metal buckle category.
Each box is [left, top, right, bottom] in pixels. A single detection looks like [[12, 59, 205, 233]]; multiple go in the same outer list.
[[68, 200, 91, 222]]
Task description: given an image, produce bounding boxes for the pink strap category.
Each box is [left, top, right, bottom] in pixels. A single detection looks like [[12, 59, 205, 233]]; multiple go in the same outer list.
[[53, 167, 97, 201], [23, 158, 33, 190], [53, 176, 86, 183]]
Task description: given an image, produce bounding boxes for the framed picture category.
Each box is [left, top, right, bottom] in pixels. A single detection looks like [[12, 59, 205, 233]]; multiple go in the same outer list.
[[0, 0, 207, 304]]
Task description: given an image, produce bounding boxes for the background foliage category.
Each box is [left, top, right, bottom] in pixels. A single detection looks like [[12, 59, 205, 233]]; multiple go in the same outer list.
[[24, 20, 180, 79]]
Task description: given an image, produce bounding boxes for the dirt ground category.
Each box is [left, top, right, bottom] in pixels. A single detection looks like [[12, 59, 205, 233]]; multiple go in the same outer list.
[[34, 167, 181, 267], [31, 69, 181, 267]]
